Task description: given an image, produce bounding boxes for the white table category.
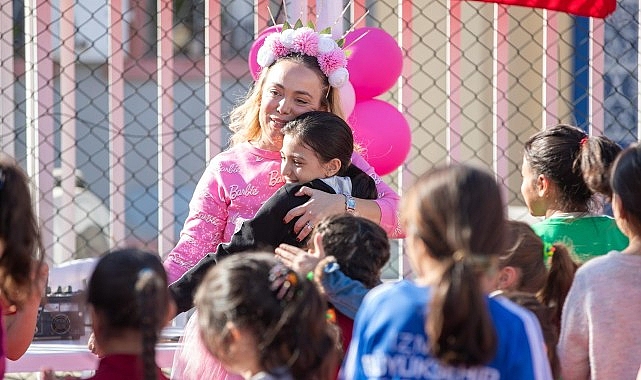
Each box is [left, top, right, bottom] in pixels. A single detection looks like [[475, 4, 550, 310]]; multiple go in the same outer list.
[[6, 327, 183, 373]]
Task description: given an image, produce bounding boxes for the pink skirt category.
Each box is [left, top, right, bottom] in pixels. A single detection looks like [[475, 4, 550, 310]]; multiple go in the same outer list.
[[170, 311, 243, 380]]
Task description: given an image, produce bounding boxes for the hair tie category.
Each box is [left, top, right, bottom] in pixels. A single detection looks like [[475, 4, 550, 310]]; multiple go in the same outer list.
[[543, 242, 556, 261], [269, 263, 300, 302], [452, 250, 466, 263], [452, 250, 498, 275], [580, 136, 589, 147]]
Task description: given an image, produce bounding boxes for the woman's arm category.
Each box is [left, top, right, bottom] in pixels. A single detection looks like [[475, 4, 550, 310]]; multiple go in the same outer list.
[[284, 152, 403, 240], [163, 161, 229, 284], [170, 182, 327, 313], [314, 257, 371, 319]]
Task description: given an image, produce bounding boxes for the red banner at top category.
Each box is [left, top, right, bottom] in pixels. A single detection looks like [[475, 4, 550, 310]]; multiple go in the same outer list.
[[470, 0, 616, 18]]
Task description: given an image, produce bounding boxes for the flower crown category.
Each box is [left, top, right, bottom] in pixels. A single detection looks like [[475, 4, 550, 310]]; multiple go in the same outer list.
[[257, 20, 350, 88]]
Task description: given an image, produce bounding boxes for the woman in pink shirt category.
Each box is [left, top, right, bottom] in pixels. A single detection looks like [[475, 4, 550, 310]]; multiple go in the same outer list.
[[166, 25, 402, 380], [164, 50, 401, 285]]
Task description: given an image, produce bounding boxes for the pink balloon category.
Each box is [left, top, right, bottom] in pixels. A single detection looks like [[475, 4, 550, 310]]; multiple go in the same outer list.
[[348, 99, 411, 176], [338, 81, 356, 118], [344, 27, 403, 101], [248, 25, 283, 80], [248, 33, 270, 80]]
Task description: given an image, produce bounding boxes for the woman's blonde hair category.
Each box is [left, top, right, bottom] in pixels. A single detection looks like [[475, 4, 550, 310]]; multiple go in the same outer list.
[[227, 54, 344, 147]]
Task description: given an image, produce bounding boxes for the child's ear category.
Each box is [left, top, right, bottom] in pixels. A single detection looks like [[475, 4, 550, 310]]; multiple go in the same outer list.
[[312, 233, 326, 259], [536, 174, 551, 197], [324, 158, 342, 177], [497, 266, 518, 291]]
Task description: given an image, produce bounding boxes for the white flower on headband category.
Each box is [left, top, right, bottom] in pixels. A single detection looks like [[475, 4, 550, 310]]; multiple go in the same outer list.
[[257, 44, 276, 67], [318, 35, 338, 54], [280, 28, 296, 49], [328, 67, 349, 88], [256, 20, 350, 88]]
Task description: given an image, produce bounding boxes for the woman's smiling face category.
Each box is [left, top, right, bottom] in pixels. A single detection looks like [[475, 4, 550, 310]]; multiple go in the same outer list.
[[257, 60, 325, 152]]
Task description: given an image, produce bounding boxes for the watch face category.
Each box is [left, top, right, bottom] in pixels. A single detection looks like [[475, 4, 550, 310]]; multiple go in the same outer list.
[[346, 196, 356, 210]]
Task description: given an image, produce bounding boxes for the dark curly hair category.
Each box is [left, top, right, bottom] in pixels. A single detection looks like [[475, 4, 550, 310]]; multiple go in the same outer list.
[[195, 252, 341, 380], [312, 214, 390, 288]]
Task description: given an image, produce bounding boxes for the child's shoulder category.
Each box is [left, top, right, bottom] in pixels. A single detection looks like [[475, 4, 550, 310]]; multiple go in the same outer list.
[[488, 295, 540, 334], [363, 281, 427, 313]]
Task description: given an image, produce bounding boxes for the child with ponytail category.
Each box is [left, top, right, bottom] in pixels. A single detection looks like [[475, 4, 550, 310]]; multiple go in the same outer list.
[[341, 164, 552, 379], [86, 248, 175, 380], [195, 252, 340, 380], [521, 124, 626, 262], [494, 220, 579, 378]]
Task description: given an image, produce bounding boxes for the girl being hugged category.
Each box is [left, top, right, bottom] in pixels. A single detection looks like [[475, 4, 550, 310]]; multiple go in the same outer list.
[[340, 164, 552, 380], [558, 143, 641, 379], [87, 248, 175, 380], [195, 252, 341, 380], [170, 110, 377, 312], [521, 124, 627, 261]]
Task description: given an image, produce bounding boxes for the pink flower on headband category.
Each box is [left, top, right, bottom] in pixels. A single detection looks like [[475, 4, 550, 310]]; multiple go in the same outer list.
[[255, 20, 350, 88], [318, 49, 347, 76], [270, 35, 289, 58], [292, 27, 319, 56]]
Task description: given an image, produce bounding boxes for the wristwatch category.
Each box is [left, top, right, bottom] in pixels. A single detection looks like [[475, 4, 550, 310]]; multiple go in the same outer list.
[[343, 194, 356, 214]]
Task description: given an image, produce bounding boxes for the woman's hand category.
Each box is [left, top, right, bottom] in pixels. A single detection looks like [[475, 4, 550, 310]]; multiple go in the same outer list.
[[283, 187, 344, 241], [275, 234, 326, 275]]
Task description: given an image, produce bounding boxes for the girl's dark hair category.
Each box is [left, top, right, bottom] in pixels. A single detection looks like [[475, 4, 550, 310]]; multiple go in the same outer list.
[[0, 157, 44, 307], [524, 124, 621, 212], [401, 164, 505, 366], [500, 220, 578, 332], [313, 215, 390, 288], [282, 111, 377, 199], [611, 143, 641, 233], [580, 135, 622, 199], [195, 252, 340, 380], [500, 221, 548, 293], [88, 248, 170, 380], [538, 242, 578, 331]]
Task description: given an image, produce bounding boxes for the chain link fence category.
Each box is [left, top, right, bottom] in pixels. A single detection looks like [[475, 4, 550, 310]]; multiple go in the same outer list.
[[1, 0, 640, 280]]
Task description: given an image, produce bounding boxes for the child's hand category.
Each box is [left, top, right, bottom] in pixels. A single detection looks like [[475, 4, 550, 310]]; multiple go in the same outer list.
[[88, 332, 104, 357], [276, 234, 326, 275], [40, 369, 81, 380]]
